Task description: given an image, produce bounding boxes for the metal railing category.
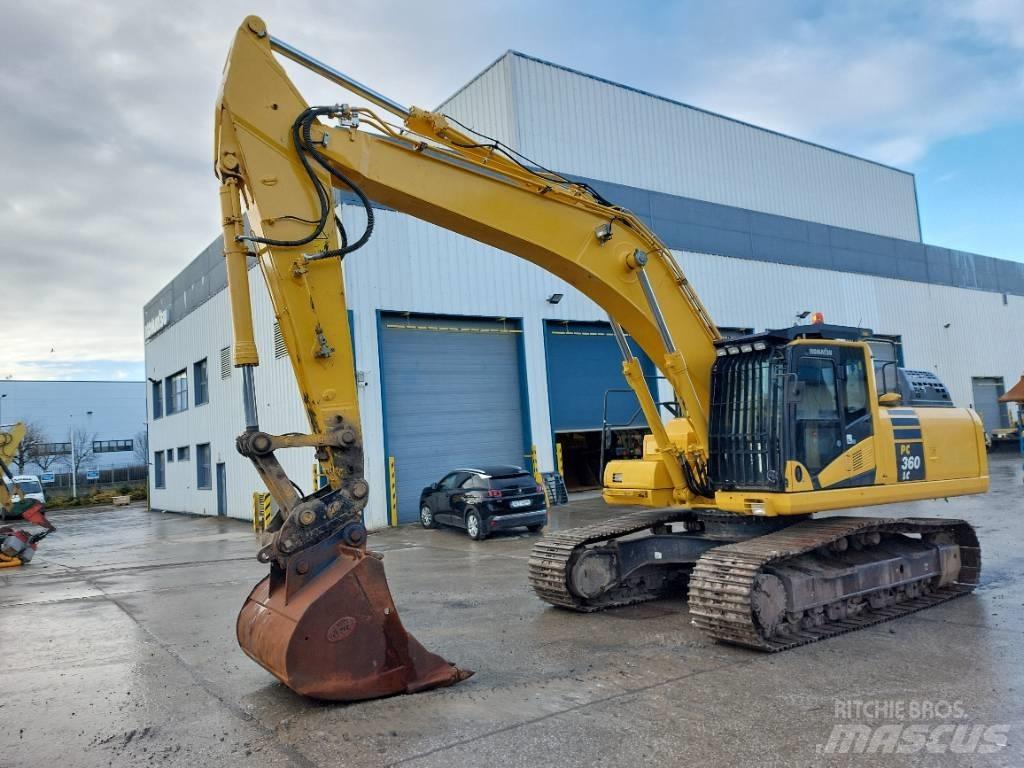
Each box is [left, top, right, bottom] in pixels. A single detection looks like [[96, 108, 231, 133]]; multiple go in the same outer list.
[[597, 377, 680, 480]]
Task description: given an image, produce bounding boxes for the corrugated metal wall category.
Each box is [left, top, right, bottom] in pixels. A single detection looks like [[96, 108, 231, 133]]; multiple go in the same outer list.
[[438, 53, 520, 151], [146, 206, 1024, 529], [544, 321, 655, 432], [441, 53, 921, 242]]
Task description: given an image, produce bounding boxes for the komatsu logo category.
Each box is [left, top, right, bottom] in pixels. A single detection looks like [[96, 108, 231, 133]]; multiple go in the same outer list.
[[806, 347, 833, 356]]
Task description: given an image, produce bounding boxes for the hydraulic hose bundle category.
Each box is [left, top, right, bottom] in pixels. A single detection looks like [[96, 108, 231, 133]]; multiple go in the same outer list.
[[244, 106, 375, 259]]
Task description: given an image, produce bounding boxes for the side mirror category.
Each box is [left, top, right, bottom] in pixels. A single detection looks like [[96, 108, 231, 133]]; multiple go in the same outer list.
[[878, 392, 901, 406]]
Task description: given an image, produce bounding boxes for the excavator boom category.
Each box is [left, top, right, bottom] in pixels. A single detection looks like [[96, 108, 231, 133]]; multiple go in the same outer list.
[[215, 17, 987, 701], [217, 16, 718, 701]]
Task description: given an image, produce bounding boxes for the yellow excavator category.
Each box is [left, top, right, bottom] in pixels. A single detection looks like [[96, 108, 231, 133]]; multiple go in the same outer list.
[[216, 17, 987, 701], [1, 423, 54, 567]]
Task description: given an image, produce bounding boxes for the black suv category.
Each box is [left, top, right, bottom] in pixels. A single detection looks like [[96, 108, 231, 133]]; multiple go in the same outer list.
[[419, 465, 547, 540]]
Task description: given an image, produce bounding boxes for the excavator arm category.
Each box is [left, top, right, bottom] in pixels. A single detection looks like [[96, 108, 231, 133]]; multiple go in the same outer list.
[[217, 16, 719, 700]]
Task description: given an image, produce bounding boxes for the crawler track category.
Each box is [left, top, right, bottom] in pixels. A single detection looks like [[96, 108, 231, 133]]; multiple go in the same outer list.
[[688, 516, 981, 651], [528, 508, 691, 611]]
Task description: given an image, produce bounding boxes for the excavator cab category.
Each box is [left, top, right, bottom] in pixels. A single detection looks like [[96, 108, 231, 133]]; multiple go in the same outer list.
[[608, 322, 986, 511], [710, 324, 879, 493]]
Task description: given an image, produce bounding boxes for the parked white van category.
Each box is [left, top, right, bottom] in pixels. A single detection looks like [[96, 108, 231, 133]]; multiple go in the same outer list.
[[7, 475, 46, 507]]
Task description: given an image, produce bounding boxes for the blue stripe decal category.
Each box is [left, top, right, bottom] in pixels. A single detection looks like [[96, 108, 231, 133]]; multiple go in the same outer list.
[[891, 417, 920, 426], [888, 409, 917, 415], [893, 429, 922, 440]]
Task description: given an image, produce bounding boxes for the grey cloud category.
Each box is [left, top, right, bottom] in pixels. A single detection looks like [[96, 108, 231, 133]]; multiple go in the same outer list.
[[0, 0, 1019, 379]]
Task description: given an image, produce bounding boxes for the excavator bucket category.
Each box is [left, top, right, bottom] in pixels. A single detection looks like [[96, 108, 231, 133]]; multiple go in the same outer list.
[[237, 536, 471, 701]]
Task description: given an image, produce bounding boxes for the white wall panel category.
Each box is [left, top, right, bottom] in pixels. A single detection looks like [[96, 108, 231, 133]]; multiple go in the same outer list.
[[146, 207, 1024, 529], [443, 53, 921, 242], [438, 54, 520, 149], [145, 273, 314, 523]]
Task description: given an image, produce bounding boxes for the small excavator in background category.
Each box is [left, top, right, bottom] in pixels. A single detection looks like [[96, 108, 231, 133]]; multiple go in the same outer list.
[[1, 423, 55, 568], [214, 17, 987, 702]]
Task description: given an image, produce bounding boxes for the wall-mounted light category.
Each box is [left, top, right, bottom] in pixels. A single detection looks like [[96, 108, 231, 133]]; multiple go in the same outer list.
[[547, 293, 564, 304]]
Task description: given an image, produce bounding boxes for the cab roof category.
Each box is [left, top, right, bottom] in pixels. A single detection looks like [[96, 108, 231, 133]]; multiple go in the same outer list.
[[714, 323, 874, 348]]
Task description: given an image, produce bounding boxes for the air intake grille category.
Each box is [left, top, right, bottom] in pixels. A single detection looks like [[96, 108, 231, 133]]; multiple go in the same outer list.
[[219, 346, 231, 379], [851, 450, 864, 473], [709, 348, 784, 491]]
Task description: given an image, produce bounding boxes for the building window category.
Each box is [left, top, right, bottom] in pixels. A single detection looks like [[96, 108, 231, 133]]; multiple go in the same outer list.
[[196, 443, 212, 489], [194, 359, 209, 406], [177, 446, 190, 462], [152, 380, 163, 419], [167, 449, 175, 463], [93, 439, 133, 453], [220, 346, 231, 379], [36, 442, 71, 456], [165, 369, 188, 414], [155, 451, 165, 488]]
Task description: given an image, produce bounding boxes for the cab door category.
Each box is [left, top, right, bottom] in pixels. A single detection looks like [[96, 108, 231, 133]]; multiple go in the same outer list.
[[788, 344, 874, 488], [837, 345, 873, 482], [790, 350, 844, 477]]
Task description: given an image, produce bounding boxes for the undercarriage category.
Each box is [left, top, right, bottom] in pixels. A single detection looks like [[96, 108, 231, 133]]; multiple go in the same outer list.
[[529, 511, 980, 649]]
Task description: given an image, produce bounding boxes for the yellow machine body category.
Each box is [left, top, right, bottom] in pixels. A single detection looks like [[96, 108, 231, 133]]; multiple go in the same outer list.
[[605, 339, 988, 513]]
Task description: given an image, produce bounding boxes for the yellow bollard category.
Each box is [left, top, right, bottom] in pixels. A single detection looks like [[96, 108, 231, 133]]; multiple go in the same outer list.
[[388, 456, 398, 527]]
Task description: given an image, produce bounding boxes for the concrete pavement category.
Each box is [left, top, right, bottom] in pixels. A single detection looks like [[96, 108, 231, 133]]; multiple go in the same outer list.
[[1, 454, 1022, 767]]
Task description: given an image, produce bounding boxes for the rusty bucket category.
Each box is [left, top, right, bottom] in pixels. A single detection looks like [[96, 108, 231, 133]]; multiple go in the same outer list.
[[237, 536, 471, 701]]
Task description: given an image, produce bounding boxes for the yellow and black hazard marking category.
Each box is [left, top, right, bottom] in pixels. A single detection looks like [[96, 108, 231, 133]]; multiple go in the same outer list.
[[889, 409, 925, 482], [252, 492, 273, 532]]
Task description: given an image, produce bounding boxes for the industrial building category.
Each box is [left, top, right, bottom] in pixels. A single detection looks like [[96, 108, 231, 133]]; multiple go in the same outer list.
[[144, 50, 1024, 527], [0, 380, 147, 480]]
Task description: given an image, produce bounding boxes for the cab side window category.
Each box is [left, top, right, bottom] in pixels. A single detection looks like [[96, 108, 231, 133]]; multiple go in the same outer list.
[[795, 358, 839, 420], [841, 348, 869, 424], [794, 356, 842, 473], [439, 473, 461, 490]]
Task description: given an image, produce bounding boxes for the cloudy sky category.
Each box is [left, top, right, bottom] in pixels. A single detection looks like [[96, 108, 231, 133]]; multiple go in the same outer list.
[[1, 0, 1021, 382]]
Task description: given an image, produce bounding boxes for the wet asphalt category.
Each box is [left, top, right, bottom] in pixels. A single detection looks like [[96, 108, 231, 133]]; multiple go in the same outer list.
[[1, 453, 1022, 767]]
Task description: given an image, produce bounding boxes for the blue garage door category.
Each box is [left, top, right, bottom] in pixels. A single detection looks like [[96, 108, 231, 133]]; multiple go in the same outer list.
[[381, 315, 527, 523], [545, 320, 657, 432]]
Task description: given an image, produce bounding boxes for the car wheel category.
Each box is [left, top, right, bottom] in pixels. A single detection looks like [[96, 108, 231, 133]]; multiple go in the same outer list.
[[527, 524, 544, 533], [465, 509, 486, 540], [419, 504, 437, 529]]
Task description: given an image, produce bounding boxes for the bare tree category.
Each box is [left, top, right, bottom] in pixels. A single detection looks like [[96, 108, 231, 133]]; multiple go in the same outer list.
[[12, 420, 45, 473], [66, 426, 97, 478], [133, 428, 149, 467], [31, 443, 64, 473]]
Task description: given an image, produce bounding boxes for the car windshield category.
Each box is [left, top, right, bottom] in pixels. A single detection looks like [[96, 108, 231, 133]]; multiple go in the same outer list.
[[18, 481, 42, 494], [490, 473, 535, 490]]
